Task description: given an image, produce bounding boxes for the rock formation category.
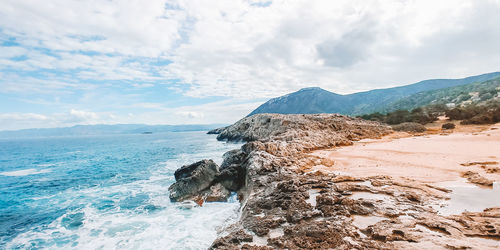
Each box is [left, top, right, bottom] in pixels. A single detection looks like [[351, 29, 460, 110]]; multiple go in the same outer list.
[[169, 113, 500, 249], [169, 159, 231, 202]]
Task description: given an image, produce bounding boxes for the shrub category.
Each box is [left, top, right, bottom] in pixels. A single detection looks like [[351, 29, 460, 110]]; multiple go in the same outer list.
[[360, 105, 442, 125], [445, 106, 484, 120], [360, 112, 385, 122], [391, 122, 427, 133], [441, 123, 456, 130], [492, 107, 500, 122], [461, 114, 494, 125], [409, 112, 438, 124], [385, 110, 410, 124]]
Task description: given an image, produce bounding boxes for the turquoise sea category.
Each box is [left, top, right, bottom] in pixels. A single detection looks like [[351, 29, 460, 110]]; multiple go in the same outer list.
[[0, 131, 241, 249]]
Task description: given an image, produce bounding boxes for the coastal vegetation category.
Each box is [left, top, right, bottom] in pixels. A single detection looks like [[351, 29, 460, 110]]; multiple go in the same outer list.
[[358, 105, 442, 125], [380, 77, 500, 112], [359, 99, 500, 126]]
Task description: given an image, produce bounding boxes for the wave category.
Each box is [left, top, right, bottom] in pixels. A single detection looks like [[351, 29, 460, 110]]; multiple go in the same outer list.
[[0, 168, 51, 176]]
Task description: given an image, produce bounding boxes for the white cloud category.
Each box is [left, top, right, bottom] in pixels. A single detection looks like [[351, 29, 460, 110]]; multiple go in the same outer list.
[[0, 113, 51, 130], [0, 99, 261, 130], [176, 111, 204, 119], [0, 46, 28, 59], [1, 0, 500, 129], [0, 113, 48, 121], [126, 99, 263, 125], [165, 0, 500, 97], [0, 0, 182, 57], [2, 0, 500, 97], [0, 109, 120, 130], [67, 109, 99, 123]]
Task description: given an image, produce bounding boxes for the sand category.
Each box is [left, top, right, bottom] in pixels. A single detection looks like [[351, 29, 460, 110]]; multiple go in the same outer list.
[[311, 123, 500, 184]]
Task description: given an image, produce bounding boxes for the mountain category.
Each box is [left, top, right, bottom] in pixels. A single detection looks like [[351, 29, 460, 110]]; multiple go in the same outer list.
[[380, 77, 500, 112], [248, 72, 500, 116], [0, 124, 227, 138]]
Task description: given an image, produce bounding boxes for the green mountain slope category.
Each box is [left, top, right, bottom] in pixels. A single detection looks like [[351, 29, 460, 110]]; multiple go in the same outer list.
[[248, 72, 500, 116], [380, 77, 500, 112]]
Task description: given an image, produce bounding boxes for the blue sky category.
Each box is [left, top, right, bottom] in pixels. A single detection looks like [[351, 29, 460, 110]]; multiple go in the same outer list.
[[1, 0, 500, 130]]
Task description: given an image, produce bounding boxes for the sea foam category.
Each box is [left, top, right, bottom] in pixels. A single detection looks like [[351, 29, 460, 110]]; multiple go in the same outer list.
[[0, 168, 51, 176]]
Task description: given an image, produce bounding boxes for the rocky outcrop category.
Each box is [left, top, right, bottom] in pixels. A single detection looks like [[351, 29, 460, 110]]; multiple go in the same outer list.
[[169, 160, 221, 202], [207, 126, 228, 134], [215, 113, 390, 145], [171, 114, 391, 203], [462, 171, 494, 186], [169, 113, 397, 247], [170, 114, 500, 248]]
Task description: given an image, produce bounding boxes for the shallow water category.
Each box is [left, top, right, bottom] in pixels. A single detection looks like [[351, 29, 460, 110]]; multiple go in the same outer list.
[[306, 189, 321, 207], [351, 215, 387, 229], [436, 180, 500, 216], [0, 132, 241, 249], [349, 192, 389, 201]]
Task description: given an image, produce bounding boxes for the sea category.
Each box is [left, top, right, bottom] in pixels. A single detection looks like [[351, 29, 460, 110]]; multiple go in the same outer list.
[[0, 131, 242, 249]]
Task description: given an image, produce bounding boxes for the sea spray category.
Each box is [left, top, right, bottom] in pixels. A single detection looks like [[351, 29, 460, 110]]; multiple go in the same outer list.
[[0, 132, 242, 249]]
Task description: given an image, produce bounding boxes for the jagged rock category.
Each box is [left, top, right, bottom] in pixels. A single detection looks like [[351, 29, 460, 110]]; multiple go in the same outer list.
[[169, 160, 219, 201], [216, 113, 391, 145], [217, 164, 246, 191], [172, 114, 399, 248], [195, 113, 500, 249], [221, 149, 247, 169], [169, 155, 245, 202], [204, 183, 231, 202], [210, 229, 253, 249], [207, 126, 228, 134], [461, 171, 494, 186]]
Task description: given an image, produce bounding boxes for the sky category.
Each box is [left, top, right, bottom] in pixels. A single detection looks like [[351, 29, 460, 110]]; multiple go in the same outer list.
[[1, 0, 500, 130]]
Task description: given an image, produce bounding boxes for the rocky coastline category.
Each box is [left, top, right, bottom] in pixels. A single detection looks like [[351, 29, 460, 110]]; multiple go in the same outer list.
[[169, 113, 500, 249]]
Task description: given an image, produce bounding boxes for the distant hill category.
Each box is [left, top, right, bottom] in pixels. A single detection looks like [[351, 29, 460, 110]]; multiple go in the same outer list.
[[0, 124, 227, 138], [380, 77, 500, 112], [248, 72, 500, 116]]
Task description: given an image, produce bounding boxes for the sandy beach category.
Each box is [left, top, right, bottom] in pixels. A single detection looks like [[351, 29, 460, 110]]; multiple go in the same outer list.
[[311, 122, 500, 184]]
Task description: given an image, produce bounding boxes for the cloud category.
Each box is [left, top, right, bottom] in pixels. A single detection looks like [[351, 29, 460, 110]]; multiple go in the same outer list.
[[0, 99, 262, 130], [2, 0, 500, 97], [1, 0, 500, 129], [67, 109, 99, 123], [0, 109, 119, 130], [0, 0, 182, 57], [0, 46, 28, 59], [176, 111, 204, 119], [0, 113, 48, 121], [0, 113, 51, 130], [316, 18, 377, 68], [163, 0, 500, 97]]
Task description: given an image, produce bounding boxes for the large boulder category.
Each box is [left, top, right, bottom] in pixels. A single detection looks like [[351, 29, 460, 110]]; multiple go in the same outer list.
[[220, 149, 246, 169], [217, 164, 246, 191], [217, 149, 247, 191], [169, 160, 219, 201]]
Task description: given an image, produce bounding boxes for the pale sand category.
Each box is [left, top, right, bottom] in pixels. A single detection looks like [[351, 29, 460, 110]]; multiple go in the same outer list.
[[311, 123, 500, 183]]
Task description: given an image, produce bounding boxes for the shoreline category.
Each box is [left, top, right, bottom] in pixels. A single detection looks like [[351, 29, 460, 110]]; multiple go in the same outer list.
[[170, 114, 500, 249], [310, 122, 500, 184]]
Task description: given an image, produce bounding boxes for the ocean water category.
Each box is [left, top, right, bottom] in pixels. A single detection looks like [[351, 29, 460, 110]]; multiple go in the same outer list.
[[0, 131, 242, 249]]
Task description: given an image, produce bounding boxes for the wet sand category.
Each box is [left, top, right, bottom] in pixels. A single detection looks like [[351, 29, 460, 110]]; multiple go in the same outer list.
[[312, 123, 500, 183]]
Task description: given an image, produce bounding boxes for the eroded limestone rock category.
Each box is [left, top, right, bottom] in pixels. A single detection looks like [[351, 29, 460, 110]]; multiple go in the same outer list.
[[168, 159, 219, 201]]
